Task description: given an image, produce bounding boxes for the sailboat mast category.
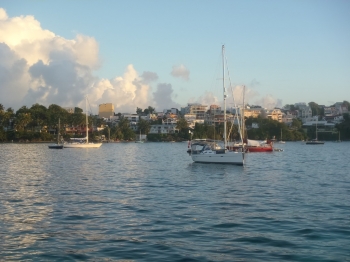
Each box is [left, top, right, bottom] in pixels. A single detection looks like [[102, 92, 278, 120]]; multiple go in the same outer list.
[[58, 118, 60, 143], [86, 96, 88, 143], [316, 117, 318, 140], [242, 85, 245, 140], [222, 45, 227, 149]]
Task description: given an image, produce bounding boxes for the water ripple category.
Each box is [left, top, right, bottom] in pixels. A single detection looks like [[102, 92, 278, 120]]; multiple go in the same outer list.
[[0, 142, 350, 261]]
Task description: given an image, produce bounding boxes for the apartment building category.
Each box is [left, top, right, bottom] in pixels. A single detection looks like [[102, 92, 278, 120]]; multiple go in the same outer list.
[[181, 103, 208, 119], [99, 103, 114, 118]]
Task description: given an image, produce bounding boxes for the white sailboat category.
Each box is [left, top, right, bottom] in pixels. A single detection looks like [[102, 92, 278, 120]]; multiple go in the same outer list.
[[64, 97, 102, 148], [48, 118, 64, 149], [135, 130, 144, 143], [278, 129, 285, 144], [306, 117, 324, 145], [189, 45, 245, 165]]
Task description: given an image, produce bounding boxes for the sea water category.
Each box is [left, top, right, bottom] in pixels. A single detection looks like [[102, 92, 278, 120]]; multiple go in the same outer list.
[[0, 142, 349, 261]]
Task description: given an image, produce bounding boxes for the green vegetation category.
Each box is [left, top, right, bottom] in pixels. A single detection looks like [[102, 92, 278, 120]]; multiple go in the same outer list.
[[1, 102, 349, 143], [245, 116, 307, 141], [0, 103, 103, 142]]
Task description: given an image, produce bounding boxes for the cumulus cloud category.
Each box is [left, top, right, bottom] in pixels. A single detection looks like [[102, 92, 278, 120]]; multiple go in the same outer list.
[[255, 95, 282, 109], [0, 8, 102, 110], [141, 71, 158, 84], [171, 64, 190, 81], [0, 8, 8, 20], [86, 64, 154, 113], [229, 84, 282, 109], [188, 91, 219, 107], [0, 8, 159, 113], [0, 43, 31, 107], [0, 8, 186, 114], [230, 85, 259, 107], [153, 83, 181, 111]]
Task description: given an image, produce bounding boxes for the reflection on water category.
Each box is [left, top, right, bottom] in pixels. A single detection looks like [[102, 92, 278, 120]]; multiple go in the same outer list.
[[1, 145, 54, 251], [0, 142, 349, 261]]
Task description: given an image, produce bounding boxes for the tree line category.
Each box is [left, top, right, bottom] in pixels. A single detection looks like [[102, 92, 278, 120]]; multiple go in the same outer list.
[[1, 102, 349, 142]]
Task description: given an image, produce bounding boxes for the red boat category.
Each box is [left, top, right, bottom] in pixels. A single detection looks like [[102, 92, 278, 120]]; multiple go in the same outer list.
[[228, 139, 273, 152]]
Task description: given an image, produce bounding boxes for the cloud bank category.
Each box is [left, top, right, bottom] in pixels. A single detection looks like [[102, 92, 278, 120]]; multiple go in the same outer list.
[[0, 8, 180, 113], [231, 85, 282, 109], [0, 8, 282, 114]]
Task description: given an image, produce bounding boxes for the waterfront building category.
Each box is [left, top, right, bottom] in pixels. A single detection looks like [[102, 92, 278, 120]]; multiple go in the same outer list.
[[149, 118, 179, 134], [244, 107, 263, 118], [266, 108, 283, 123], [99, 103, 115, 118], [282, 111, 295, 126], [181, 103, 208, 119], [208, 105, 221, 115], [121, 113, 139, 131], [294, 103, 312, 123], [302, 116, 335, 134], [140, 113, 158, 121]]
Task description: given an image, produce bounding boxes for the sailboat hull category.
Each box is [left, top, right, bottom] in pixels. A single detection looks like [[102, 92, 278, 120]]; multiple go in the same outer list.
[[48, 144, 64, 149], [64, 143, 102, 148], [191, 151, 244, 165], [305, 141, 324, 145]]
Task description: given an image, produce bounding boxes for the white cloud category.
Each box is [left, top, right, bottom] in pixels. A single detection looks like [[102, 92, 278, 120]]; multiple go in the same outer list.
[[230, 85, 259, 107], [153, 83, 181, 111], [188, 91, 219, 107], [0, 8, 183, 113], [255, 95, 282, 109], [141, 71, 158, 84], [0, 8, 102, 110], [171, 64, 190, 81], [90, 64, 153, 113], [0, 8, 8, 20]]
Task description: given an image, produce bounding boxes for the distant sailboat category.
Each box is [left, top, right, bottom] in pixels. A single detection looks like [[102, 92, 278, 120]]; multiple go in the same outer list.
[[48, 118, 63, 149], [135, 130, 144, 143], [306, 117, 324, 145], [278, 129, 285, 144], [64, 96, 102, 148]]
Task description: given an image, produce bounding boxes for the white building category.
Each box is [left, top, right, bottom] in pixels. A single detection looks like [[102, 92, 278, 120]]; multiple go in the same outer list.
[[122, 114, 139, 123], [149, 119, 179, 134], [282, 112, 295, 126], [140, 113, 158, 121], [181, 103, 208, 119], [295, 103, 312, 123]]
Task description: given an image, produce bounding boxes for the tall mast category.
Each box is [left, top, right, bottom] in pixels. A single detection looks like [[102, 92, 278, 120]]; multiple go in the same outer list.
[[242, 85, 245, 140], [86, 96, 88, 143], [58, 118, 60, 144], [316, 117, 318, 140], [222, 45, 227, 148]]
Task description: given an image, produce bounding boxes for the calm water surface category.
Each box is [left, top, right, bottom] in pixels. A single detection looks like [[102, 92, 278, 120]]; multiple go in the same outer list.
[[0, 142, 349, 261]]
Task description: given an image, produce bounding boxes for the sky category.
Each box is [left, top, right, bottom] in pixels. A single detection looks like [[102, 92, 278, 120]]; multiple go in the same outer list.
[[0, 0, 349, 113]]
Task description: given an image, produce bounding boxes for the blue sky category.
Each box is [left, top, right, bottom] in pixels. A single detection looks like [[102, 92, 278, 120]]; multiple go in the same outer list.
[[0, 0, 349, 112]]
